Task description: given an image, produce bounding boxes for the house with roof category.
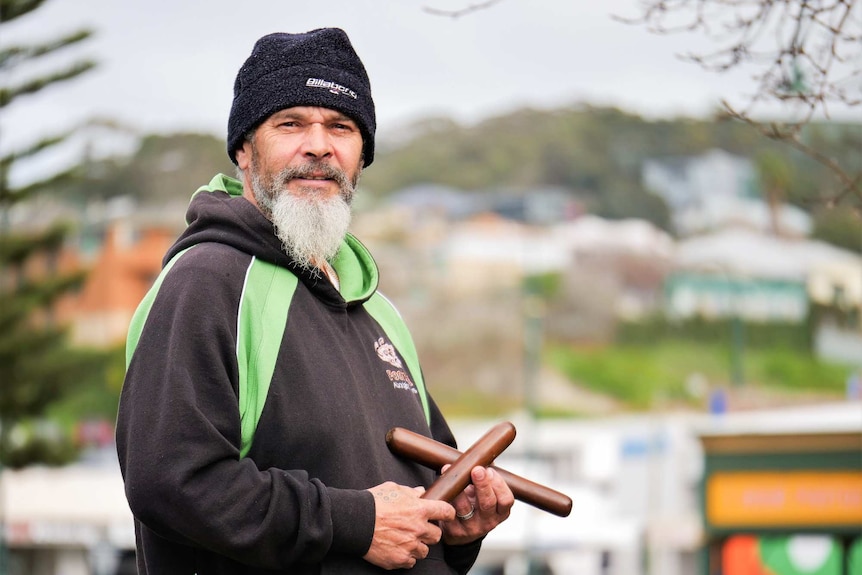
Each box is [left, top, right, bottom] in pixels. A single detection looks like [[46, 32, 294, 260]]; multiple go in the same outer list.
[[56, 220, 178, 347], [665, 228, 862, 322], [642, 148, 811, 237], [663, 228, 862, 364]]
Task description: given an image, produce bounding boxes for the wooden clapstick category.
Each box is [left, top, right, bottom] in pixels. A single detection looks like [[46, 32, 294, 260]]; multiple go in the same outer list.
[[387, 425, 572, 517], [418, 421, 516, 503]]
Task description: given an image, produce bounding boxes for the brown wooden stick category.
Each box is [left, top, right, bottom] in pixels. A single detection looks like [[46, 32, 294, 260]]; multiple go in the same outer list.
[[387, 425, 572, 517], [419, 421, 516, 503]]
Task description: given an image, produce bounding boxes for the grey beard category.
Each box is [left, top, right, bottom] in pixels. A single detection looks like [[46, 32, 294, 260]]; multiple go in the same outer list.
[[270, 191, 352, 273], [250, 162, 357, 272]]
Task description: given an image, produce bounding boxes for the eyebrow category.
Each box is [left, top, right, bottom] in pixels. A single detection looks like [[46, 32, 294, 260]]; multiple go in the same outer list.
[[271, 110, 357, 124]]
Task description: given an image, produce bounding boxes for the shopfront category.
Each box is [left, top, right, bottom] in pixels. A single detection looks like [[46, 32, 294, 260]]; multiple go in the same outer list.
[[699, 410, 862, 575]]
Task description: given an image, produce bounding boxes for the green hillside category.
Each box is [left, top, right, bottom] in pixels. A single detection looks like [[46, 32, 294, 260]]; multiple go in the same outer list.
[[82, 105, 860, 250]]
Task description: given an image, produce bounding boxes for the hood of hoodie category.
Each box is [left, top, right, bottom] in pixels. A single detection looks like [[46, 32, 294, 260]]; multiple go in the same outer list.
[[166, 174, 379, 307]]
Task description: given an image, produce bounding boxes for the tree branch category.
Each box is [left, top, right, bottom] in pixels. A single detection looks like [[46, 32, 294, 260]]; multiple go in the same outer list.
[[620, 0, 861, 208], [423, 0, 505, 19], [722, 100, 861, 207]]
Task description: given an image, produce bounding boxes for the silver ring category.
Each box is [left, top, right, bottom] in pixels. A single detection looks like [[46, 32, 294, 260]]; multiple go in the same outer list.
[[456, 505, 475, 521]]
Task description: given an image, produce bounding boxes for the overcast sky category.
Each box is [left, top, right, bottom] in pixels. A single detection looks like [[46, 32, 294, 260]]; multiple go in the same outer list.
[[2, 0, 859, 169]]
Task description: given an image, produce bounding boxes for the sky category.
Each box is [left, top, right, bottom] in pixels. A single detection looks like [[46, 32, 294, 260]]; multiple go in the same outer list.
[[2, 0, 859, 177]]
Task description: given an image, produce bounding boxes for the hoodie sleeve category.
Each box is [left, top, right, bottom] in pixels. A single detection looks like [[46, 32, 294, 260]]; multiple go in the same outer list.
[[115, 244, 374, 569]]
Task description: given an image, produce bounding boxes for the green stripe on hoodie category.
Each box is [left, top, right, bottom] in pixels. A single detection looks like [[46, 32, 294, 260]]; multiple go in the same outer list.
[[236, 257, 299, 457]]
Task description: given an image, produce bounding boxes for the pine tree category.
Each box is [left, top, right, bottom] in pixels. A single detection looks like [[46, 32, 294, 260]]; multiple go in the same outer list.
[[0, 0, 105, 467]]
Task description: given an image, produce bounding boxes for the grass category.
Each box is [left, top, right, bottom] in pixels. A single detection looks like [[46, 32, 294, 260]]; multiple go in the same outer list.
[[546, 341, 853, 409], [44, 340, 855, 429], [435, 387, 525, 419]]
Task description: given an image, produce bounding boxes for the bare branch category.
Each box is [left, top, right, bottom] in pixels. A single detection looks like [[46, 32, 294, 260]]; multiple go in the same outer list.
[[622, 0, 861, 112], [423, 0, 504, 19], [621, 0, 861, 207], [722, 100, 861, 206]]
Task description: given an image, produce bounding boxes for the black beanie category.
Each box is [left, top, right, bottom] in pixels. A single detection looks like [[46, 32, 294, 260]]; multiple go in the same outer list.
[[227, 28, 376, 166]]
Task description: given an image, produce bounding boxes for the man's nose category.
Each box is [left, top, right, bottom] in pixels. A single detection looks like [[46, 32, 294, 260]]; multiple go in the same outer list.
[[301, 123, 333, 159]]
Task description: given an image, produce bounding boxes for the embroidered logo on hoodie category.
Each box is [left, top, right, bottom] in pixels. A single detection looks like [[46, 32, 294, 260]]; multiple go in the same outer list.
[[375, 337, 418, 395], [375, 337, 402, 368]]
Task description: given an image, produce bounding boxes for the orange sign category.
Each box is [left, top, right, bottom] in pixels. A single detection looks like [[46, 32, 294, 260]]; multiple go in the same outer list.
[[707, 471, 862, 527]]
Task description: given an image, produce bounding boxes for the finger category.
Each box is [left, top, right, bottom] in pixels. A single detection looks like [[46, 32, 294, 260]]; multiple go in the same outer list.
[[462, 483, 476, 500], [486, 468, 515, 514], [420, 519, 443, 545], [449, 491, 475, 521], [471, 467, 497, 512], [424, 500, 456, 523], [454, 499, 474, 520], [490, 469, 515, 502]]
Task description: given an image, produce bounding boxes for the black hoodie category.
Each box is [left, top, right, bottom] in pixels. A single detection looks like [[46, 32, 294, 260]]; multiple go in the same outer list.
[[116, 175, 481, 574]]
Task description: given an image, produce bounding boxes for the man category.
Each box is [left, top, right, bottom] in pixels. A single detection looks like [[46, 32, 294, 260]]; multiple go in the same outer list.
[[116, 28, 513, 574]]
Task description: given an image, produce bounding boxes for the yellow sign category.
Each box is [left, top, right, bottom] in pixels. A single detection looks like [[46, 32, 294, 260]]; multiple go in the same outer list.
[[707, 471, 862, 527]]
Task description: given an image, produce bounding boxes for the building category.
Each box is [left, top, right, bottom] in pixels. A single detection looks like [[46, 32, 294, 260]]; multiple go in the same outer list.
[[643, 148, 811, 237], [695, 402, 862, 575], [0, 456, 136, 575], [665, 228, 862, 325], [57, 222, 177, 347]]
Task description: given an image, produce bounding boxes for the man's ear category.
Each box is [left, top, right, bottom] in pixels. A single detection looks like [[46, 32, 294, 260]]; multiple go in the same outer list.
[[235, 139, 253, 171]]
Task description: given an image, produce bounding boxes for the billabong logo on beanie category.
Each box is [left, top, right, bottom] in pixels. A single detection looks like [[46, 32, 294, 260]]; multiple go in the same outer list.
[[306, 78, 358, 99], [227, 28, 376, 166]]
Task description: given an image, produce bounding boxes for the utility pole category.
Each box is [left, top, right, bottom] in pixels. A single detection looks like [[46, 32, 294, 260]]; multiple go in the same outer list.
[[729, 276, 745, 387], [522, 277, 545, 574]]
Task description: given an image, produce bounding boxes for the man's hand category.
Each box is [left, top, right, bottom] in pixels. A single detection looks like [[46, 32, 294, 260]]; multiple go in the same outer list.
[[363, 482, 456, 570], [442, 466, 514, 546]]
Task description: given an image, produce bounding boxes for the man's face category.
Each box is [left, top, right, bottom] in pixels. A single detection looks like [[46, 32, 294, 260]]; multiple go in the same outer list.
[[235, 106, 365, 270], [236, 105, 364, 207]]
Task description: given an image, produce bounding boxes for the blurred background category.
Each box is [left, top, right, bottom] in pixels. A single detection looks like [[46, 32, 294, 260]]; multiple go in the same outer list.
[[1, 0, 860, 574]]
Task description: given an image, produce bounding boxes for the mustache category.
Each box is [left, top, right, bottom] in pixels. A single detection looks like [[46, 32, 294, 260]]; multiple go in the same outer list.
[[274, 161, 352, 190]]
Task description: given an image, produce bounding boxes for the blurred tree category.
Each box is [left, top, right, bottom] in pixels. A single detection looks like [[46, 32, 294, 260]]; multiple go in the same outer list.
[[77, 132, 236, 204], [618, 0, 861, 214], [812, 206, 862, 253], [756, 150, 795, 236], [0, 0, 106, 467]]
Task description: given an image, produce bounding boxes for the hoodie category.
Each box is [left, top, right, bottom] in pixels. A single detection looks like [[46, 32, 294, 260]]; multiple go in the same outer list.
[[116, 174, 481, 574]]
